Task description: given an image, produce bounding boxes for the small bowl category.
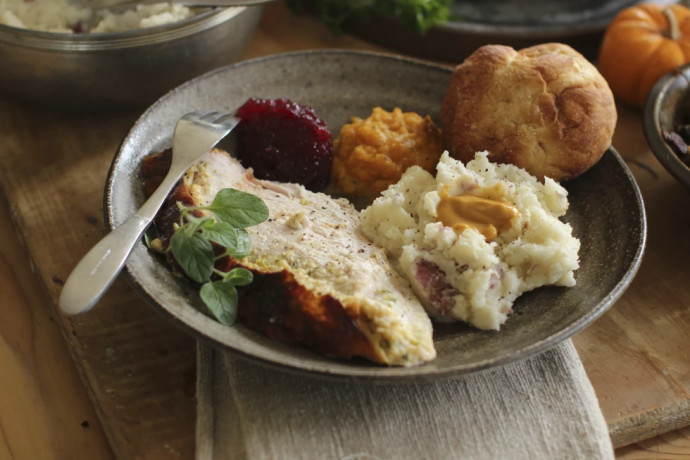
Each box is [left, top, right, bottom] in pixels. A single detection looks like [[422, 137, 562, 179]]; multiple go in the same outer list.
[[643, 63, 690, 190], [0, 6, 263, 113]]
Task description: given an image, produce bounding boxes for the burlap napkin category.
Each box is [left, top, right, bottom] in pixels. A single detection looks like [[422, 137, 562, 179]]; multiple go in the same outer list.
[[196, 339, 614, 459]]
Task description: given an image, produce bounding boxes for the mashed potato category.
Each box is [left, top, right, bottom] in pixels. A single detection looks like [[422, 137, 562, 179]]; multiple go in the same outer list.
[[0, 0, 193, 33], [360, 151, 580, 330], [0, 0, 89, 32], [90, 3, 193, 33]]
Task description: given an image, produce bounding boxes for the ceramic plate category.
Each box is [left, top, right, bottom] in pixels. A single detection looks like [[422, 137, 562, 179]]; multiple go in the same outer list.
[[346, 0, 672, 63], [643, 63, 690, 190], [106, 50, 646, 380]]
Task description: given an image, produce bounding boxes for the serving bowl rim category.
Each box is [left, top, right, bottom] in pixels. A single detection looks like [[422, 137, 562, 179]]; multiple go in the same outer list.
[[0, 6, 247, 49]]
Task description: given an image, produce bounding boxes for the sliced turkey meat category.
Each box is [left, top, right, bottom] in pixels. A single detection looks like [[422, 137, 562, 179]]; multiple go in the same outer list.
[[143, 149, 436, 367]]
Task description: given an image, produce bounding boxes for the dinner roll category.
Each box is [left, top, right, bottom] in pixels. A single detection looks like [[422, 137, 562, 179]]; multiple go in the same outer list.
[[440, 43, 616, 182]]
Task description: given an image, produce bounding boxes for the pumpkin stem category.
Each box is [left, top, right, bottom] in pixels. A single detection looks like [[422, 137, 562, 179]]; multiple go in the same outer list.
[[663, 7, 680, 41]]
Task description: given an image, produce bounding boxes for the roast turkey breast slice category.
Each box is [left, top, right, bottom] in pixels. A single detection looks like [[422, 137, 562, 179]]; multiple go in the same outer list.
[[143, 149, 436, 366]]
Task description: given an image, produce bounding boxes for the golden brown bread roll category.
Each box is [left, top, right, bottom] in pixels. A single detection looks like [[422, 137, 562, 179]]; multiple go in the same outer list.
[[440, 43, 617, 182]]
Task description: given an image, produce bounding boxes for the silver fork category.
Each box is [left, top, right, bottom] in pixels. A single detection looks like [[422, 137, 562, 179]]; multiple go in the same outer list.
[[59, 110, 240, 315]]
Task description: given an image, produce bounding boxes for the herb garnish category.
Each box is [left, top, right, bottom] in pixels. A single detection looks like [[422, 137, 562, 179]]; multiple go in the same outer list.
[[285, 0, 453, 35], [165, 188, 269, 326]]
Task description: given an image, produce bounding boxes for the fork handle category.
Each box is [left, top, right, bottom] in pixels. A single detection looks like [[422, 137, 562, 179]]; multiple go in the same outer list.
[[59, 147, 194, 315], [58, 214, 152, 315]]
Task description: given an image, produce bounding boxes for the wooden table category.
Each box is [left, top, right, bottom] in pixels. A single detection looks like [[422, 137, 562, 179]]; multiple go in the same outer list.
[[1, 3, 689, 458]]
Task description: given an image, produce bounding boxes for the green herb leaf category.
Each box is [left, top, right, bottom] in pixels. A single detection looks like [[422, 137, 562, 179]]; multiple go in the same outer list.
[[170, 231, 215, 284], [204, 188, 269, 228], [183, 214, 213, 235], [285, 0, 453, 35], [200, 280, 238, 326], [223, 267, 253, 286], [172, 188, 268, 328], [202, 223, 251, 258]]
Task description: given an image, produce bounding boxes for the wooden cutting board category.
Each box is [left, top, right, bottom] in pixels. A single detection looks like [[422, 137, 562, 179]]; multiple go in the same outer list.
[[572, 107, 690, 446], [0, 3, 688, 458]]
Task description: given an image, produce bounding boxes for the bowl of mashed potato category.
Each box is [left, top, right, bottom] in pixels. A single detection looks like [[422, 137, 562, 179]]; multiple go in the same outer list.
[[0, 1, 263, 112]]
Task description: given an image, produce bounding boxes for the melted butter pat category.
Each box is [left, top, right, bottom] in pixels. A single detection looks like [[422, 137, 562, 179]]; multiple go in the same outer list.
[[436, 193, 519, 241]]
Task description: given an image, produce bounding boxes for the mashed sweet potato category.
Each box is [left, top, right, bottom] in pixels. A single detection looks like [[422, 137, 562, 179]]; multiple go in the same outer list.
[[331, 107, 444, 200]]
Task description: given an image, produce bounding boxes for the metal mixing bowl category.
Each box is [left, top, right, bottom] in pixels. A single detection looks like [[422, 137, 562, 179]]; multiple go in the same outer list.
[[0, 6, 263, 113]]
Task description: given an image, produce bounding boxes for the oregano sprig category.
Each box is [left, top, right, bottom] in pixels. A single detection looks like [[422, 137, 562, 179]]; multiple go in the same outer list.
[[165, 188, 269, 325]]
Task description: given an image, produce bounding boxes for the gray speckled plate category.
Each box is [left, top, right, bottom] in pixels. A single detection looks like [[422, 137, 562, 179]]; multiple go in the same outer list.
[[105, 50, 646, 381]]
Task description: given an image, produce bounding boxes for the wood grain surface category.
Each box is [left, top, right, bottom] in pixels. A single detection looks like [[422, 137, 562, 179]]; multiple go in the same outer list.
[[0, 195, 114, 460], [0, 2, 689, 458], [573, 103, 690, 449]]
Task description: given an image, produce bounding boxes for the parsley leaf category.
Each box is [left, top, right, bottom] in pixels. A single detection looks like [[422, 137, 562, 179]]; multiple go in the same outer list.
[[204, 188, 269, 228], [170, 231, 215, 284], [166, 188, 268, 326], [200, 280, 239, 326], [201, 222, 251, 258], [285, 0, 453, 35], [222, 267, 253, 286]]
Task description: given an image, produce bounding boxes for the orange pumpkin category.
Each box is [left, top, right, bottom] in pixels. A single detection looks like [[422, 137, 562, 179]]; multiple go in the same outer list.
[[598, 3, 690, 107]]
